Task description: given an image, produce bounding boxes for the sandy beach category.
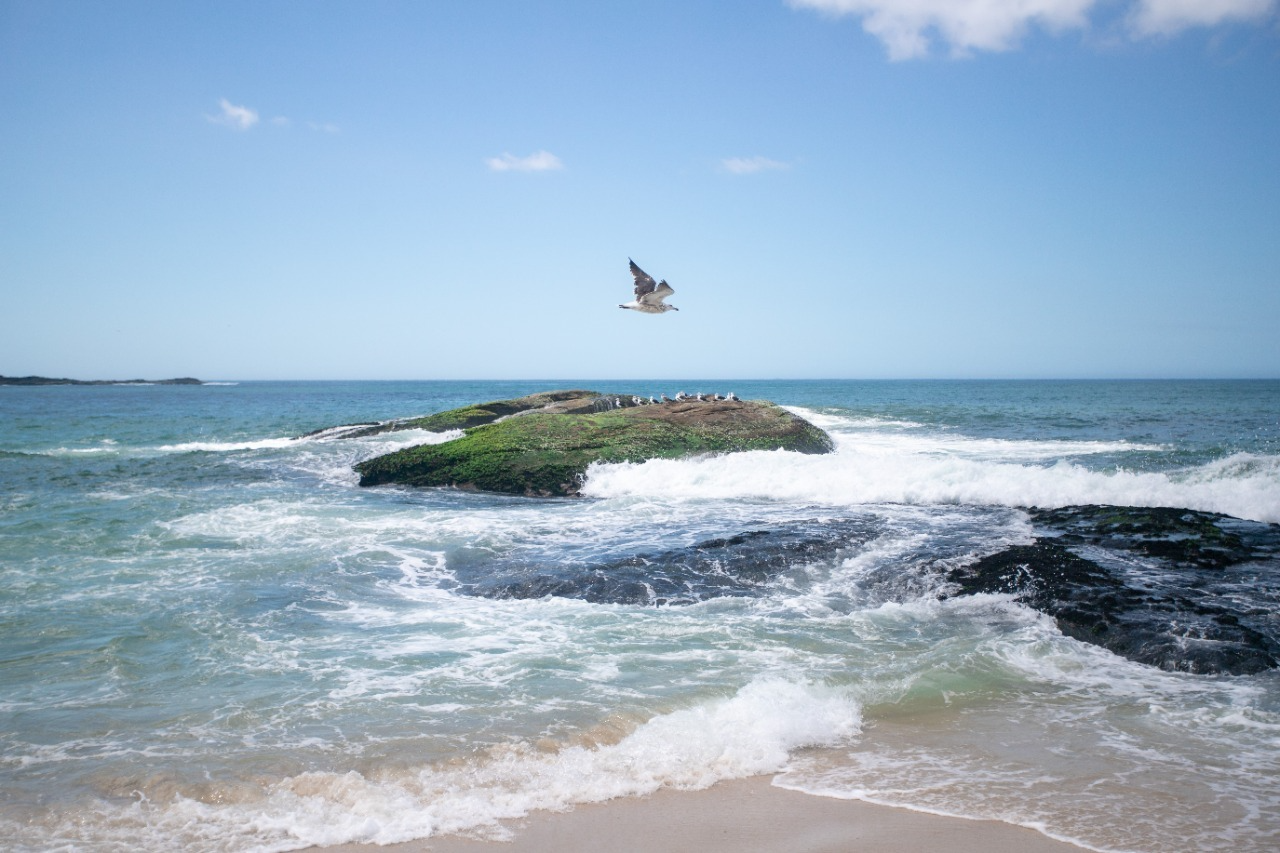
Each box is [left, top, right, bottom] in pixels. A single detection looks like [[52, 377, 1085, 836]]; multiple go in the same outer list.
[[323, 775, 1086, 853]]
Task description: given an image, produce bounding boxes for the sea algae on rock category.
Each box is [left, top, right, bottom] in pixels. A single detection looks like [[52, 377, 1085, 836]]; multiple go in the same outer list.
[[352, 391, 834, 496], [946, 505, 1280, 675]]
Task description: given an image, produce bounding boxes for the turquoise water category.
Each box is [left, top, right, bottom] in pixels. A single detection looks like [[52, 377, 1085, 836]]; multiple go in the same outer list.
[[1, 380, 1278, 851]]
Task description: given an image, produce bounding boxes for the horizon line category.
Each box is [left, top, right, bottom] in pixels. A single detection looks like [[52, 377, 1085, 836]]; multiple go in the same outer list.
[[8, 376, 1279, 384]]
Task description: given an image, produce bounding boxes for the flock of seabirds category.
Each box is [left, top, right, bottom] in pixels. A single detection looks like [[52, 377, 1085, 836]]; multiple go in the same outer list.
[[595, 390, 740, 411], [611, 258, 740, 407]]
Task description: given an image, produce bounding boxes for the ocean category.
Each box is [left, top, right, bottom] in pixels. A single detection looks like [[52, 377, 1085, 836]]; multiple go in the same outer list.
[[1, 379, 1277, 852]]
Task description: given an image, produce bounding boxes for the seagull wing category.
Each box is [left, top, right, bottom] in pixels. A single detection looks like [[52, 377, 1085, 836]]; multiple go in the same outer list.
[[640, 280, 675, 306], [629, 259, 658, 299]]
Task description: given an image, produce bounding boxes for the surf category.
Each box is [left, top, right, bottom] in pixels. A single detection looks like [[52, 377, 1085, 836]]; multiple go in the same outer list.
[[581, 409, 1280, 523]]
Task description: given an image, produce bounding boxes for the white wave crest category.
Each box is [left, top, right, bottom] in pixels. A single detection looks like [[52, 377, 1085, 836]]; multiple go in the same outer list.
[[34, 678, 859, 851], [154, 427, 457, 464], [33, 440, 122, 456], [790, 409, 924, 431], [581, 443, 1280, 524], [158, 437, 302, 453]]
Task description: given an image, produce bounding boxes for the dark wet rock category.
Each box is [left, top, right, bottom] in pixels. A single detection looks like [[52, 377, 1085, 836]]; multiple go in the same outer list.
[[1028, 505, 1260, 570], [947, 505, 1280, 675], [298, 422, 381, 439], [352, 391, 834, 496], [328, 390, 601, 439], [462, 519, 879, 605]]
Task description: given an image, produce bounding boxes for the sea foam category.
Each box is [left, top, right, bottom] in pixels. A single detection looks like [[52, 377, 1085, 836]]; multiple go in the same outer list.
[[27, 678, 860, 851], [580, 415, 1280, 523]]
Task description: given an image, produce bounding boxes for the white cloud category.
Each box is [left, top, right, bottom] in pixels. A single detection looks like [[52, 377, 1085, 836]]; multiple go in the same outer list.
[[208, 97, 259, 130], [486, 150, 565, 172], [1130, 0, 1276, 36], [210, 105, 342, 134], [789, 0, 1095, 59], [789, 0, 1277, 59], [721, 156, 792, 174]]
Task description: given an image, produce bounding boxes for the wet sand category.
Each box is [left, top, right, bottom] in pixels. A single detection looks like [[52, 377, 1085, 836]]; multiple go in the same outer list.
[[322, 775, 1086, 853]]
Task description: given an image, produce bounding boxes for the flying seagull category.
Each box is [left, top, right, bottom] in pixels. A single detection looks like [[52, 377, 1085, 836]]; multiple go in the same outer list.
[[619, 259, 678, 314]]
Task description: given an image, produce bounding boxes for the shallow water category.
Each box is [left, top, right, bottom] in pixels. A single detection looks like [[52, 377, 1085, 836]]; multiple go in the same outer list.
[[1, 380, 1277, 851]]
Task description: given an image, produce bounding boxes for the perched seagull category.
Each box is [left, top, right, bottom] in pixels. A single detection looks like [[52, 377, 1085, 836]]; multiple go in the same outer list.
[[725, 392, 739, 401], [619, 259, 679, 314], [660, 394, 672, 403]]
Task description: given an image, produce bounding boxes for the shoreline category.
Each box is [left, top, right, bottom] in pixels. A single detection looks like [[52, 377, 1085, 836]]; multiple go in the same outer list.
[[320, 775, 1088, 853]]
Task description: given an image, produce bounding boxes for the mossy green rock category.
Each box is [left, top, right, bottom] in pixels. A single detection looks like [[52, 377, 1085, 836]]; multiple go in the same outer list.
[[355, 393, 834, 496]]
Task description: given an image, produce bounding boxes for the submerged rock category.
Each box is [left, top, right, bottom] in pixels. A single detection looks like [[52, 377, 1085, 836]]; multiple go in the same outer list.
[[465, 519, 880, 605], [947, 505, 1280, 675], [352, 390, 834, 496]]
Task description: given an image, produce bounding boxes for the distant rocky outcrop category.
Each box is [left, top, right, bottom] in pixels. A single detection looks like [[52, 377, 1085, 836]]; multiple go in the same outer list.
[[347, 390, 834, 496], [0, 375, 204, 386], [946, 505, 1280, 675]]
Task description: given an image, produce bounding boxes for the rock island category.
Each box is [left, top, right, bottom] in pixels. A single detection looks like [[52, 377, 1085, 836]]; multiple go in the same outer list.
[[349, 390, 834, 497]]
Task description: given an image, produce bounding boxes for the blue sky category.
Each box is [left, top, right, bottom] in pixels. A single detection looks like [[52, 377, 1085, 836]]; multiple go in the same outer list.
[[2, 0, 1277, 380]]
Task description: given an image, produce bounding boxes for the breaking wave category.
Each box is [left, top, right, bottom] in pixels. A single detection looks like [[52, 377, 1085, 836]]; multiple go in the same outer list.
[[582, 411, 1280, 524], [13, 678, 859, 851]]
